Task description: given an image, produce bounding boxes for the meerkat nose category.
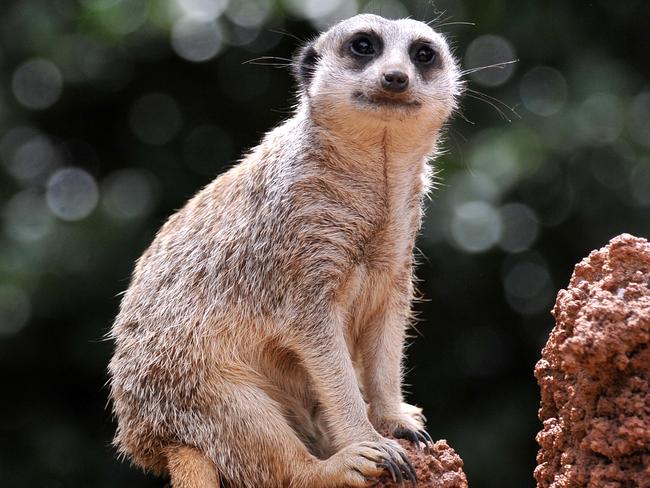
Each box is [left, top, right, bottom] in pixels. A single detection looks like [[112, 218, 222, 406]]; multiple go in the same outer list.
[[381, 70, 409, 93]]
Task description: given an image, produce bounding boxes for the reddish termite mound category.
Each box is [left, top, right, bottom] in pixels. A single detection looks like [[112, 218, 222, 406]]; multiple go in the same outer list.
[[370, 438, 468, 488], [534, 234, 650, 487]]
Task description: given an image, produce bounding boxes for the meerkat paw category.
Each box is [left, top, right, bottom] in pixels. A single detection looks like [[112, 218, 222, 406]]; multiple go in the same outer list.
[[323, 439, 417, 487], [369, 404, 433, 451], [393, 422, 434, 451], [399, 402, 426, 428]]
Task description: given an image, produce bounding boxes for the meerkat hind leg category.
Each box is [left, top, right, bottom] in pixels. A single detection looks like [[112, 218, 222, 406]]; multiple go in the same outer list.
[[192, 383, 395, 488], [166, 445, 219, 488]]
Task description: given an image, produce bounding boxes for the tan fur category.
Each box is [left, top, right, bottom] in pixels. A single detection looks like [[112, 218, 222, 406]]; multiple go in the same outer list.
[[108, 14, 460, 488], [166, 446, 220, 488]]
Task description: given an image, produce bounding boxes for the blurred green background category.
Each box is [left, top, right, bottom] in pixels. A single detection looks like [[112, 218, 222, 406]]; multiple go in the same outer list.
[[0, 0, 648, 486]]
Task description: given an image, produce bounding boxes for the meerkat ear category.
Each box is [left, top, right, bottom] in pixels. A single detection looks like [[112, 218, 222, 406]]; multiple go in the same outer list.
[[291, 41, 319, 89]]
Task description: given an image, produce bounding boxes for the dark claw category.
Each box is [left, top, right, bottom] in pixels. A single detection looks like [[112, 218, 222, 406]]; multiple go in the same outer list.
[[422, 430, 433, 443], [417, 429, 434, 454], [397, 449, 417, 485], [416, 429, 434, 446], [379, 460, 401, 484], [407, 432, 420, 448], [395, 426, 424, 449], [384, 460, 403, 485]]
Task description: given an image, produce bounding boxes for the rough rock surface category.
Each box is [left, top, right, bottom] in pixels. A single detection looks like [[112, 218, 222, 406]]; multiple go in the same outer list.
[[534, 234, 650, 488], [372, 438, 468, 488]]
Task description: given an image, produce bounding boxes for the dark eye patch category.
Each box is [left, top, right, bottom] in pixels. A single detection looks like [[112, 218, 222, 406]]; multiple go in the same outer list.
[[409, 41, 441, 71], [343, 31, 383, 69], [350, 36, 375, 56]]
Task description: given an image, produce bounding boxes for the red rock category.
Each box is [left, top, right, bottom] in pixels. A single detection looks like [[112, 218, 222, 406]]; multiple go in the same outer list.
[[374, 439, 468, 488], [534, 234, 650, 488]]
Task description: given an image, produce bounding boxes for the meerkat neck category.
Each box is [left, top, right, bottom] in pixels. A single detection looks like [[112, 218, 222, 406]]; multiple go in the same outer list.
[[296, 101, 440, 171], [281, 103, 434, 221], [292, 102, 436, 193]]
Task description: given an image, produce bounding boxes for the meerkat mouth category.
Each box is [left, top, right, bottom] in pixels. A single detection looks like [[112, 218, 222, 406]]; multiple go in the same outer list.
[[352, 91, 422, 109]]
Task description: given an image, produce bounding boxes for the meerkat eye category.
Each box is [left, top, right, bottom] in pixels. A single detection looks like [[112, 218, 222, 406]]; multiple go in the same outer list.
[[413, 45, 437, 65], [350, 36, 375, 56]]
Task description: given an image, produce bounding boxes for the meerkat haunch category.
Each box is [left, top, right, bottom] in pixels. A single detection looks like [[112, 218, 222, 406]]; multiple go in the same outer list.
[[109, 14, 460, 488]]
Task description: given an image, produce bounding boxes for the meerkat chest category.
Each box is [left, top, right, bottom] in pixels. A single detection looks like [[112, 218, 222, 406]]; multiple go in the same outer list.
[[344, 161, 426, 339], [366, 158, 426, 267]]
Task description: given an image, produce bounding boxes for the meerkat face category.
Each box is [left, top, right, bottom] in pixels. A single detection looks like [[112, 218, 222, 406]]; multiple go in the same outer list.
[[293, 14, 461, 129]]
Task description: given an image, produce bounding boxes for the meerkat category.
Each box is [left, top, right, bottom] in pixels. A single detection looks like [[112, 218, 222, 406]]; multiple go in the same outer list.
[[108, 13, 460, 488]]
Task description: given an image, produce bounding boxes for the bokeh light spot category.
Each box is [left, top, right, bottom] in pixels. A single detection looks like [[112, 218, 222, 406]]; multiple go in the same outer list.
[[226, 0, 272, 28], [98, 0, 150, 35], [628, 91, 650, 147], [362, 0, 409, 19], [1, 127, 39, 173], [284, 0, 358, 29], [629, 160, 650, 207], [589, 143, 634, 190], [9, 135, 61, 184], [46, 168, 99, 221], [3, 190, 55, 242], [464, 35, 516, 87], [578, 93, 624, 144], [498, 203, 539, 253], [177, 0, 229, 21], [129, 93, 182, 145], [519, 66, 568, 117], [469, 132, 520, 193], [12, 58, 63, 110], [450, 201, 502, 253], [0, 285, 31, 336], [446, 172, 500, 208], [171, 18, 223, 62], [79, 0, 122, 10], [223, 24, 259, 47], [502, 259, 553, 315], [102, 169, 156, 219], [284, 0, 347, 20]]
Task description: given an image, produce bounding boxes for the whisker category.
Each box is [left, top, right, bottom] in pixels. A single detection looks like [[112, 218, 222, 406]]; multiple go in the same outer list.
[[466, 92, 511, 121], [466, 88, 520, 120], [243, 56, 292, 64], [435, 21, 476, 28], [455, 108, 475, 125], [243, 56, 293, 68], [465, 92, 513, 122], [426, 10, 448, 26], [270, 107, 295, 115], [449, 126, 468, 143], [267, 28, 304, 44], [461, 59, 518, 76], [445, 126, 469, 172], [244, 63, 292, 68]]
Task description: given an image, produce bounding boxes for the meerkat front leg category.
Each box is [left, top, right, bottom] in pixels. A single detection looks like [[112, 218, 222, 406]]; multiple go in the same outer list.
[[293, 309, 417, 484], [361, 275, 433, 449]]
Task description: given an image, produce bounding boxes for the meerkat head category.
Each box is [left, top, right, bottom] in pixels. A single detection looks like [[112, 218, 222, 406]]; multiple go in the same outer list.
[[292, 14, 461, 133]]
